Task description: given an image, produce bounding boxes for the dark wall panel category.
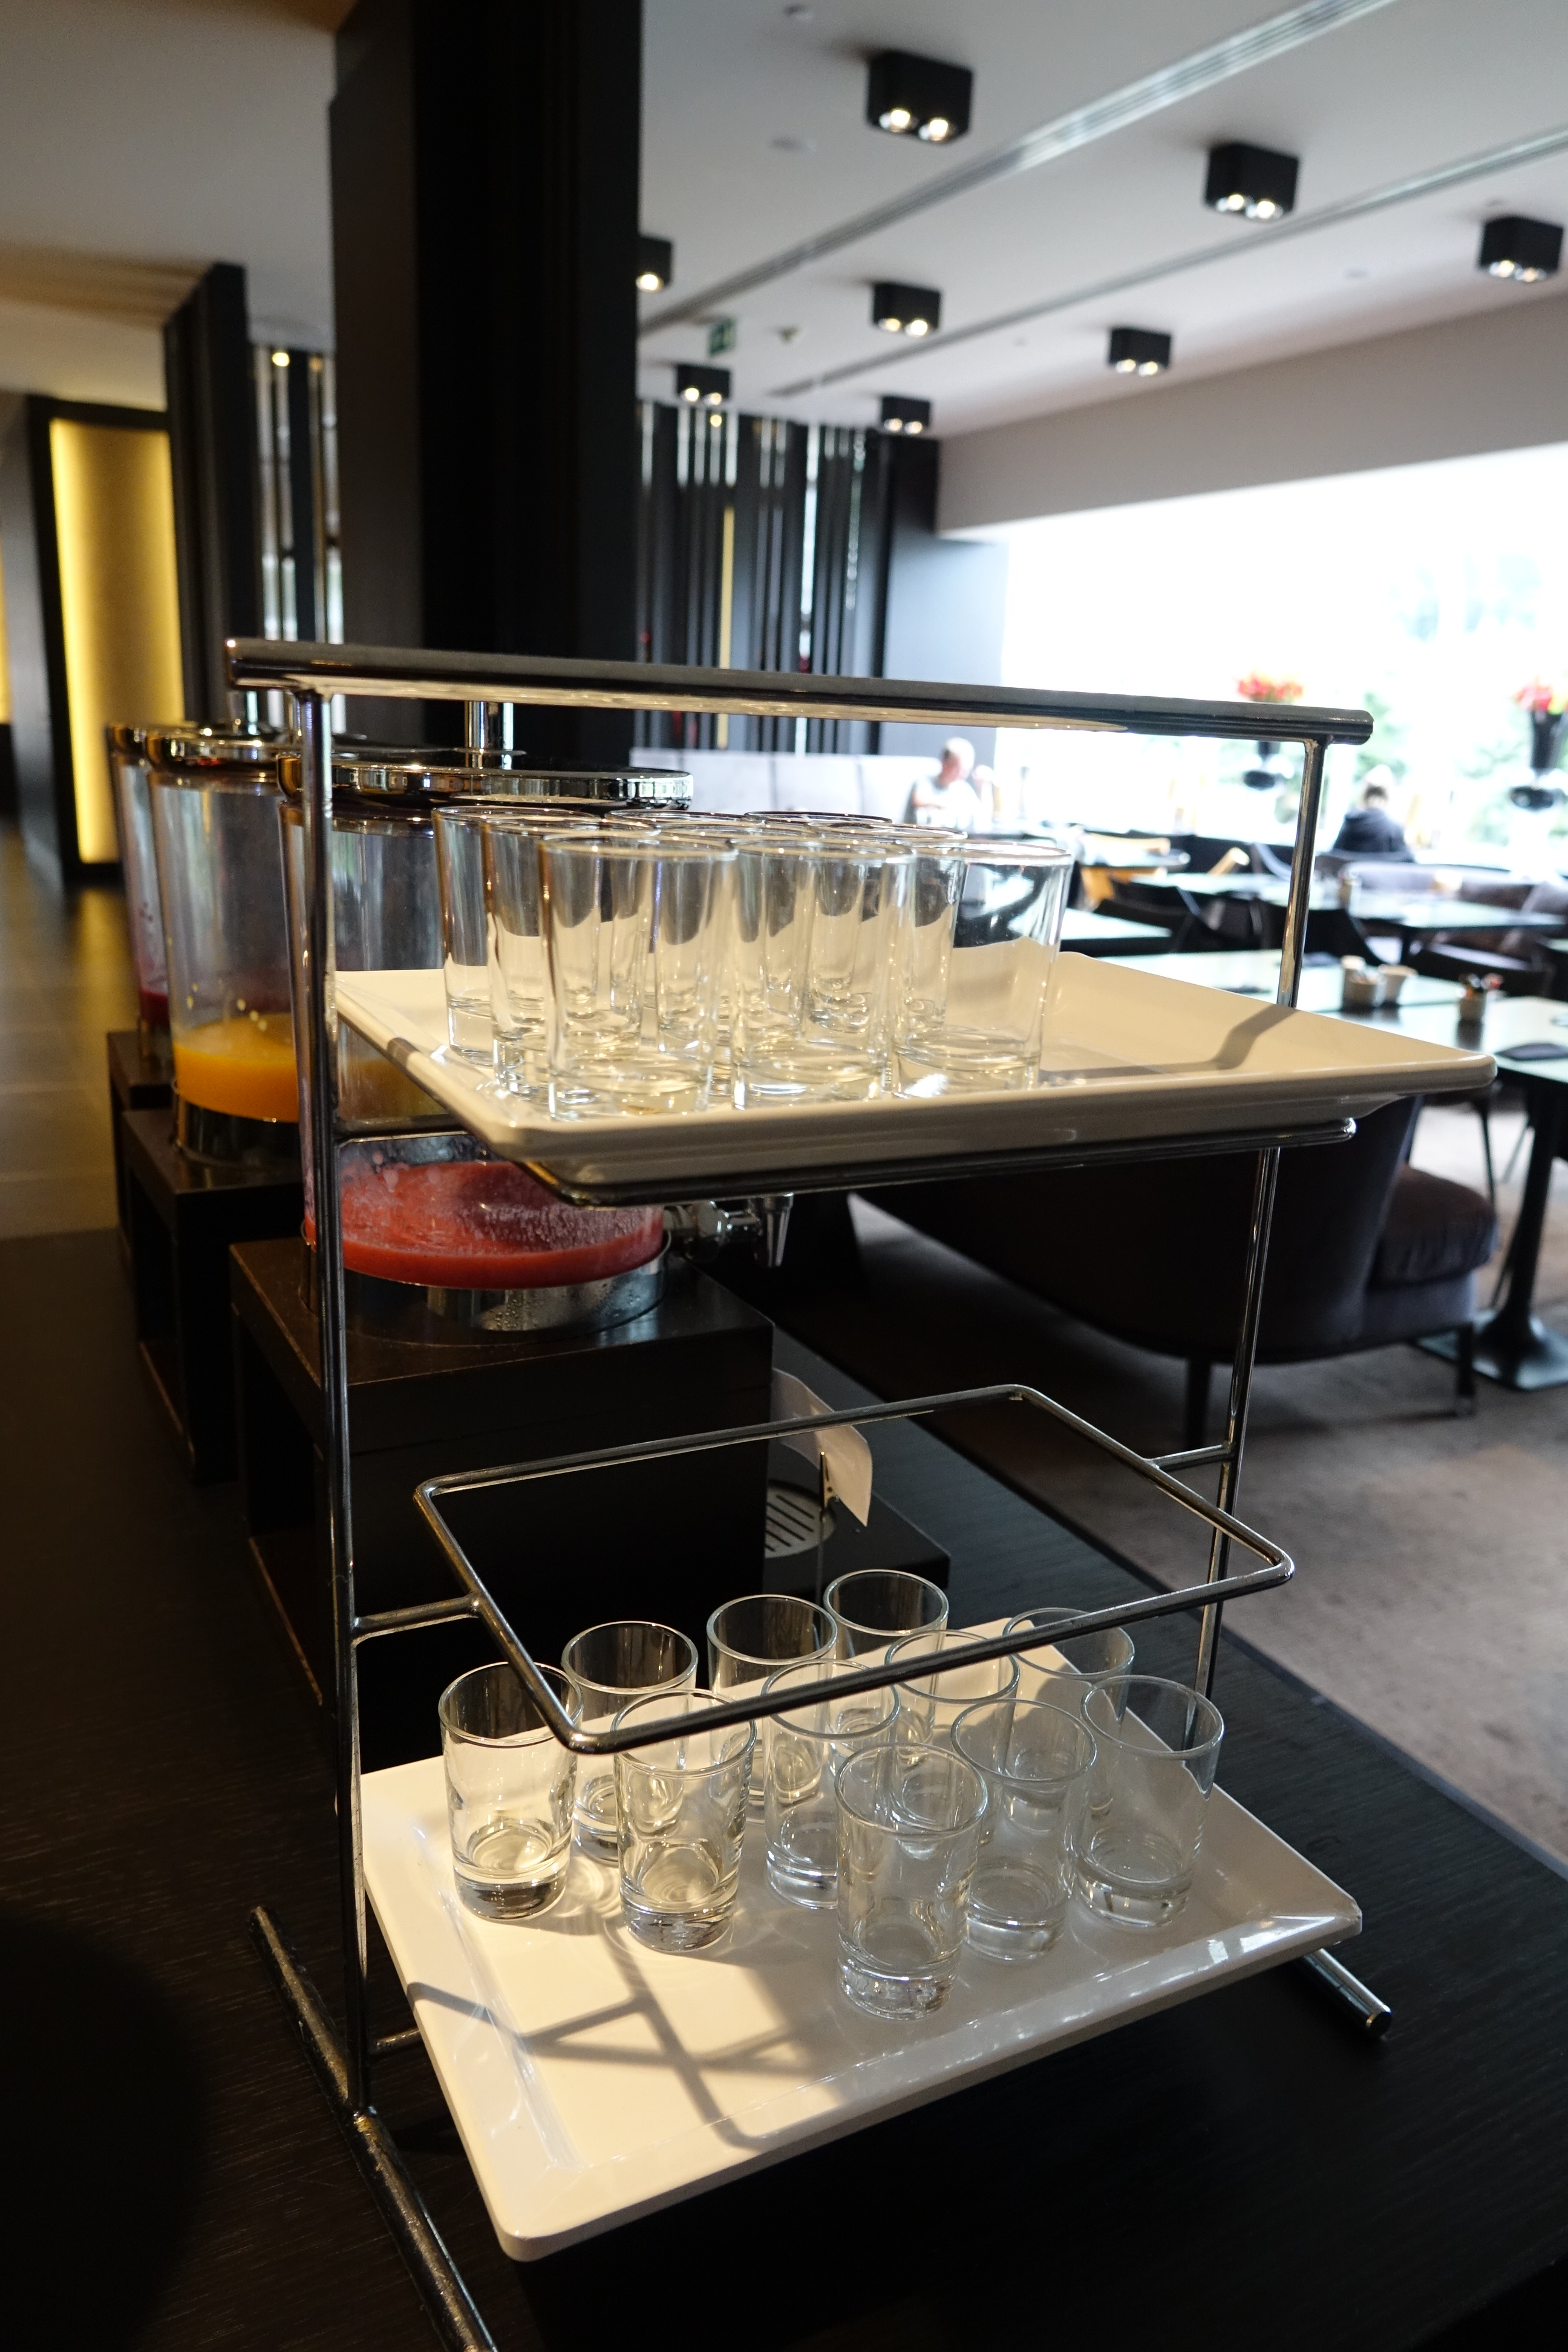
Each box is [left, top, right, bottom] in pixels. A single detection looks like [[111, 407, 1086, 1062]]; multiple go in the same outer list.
[[875, 436, 1008, 765], [164, 263, 262, 724]]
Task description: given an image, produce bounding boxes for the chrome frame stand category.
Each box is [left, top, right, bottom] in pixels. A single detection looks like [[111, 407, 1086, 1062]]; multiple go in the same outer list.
[[232, 647, 1381, 2340]]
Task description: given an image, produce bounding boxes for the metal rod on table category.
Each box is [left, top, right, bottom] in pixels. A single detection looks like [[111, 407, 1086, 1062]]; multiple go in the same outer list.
[[299, 687, 371, 2111], [1193, 737, 1331, 1696]]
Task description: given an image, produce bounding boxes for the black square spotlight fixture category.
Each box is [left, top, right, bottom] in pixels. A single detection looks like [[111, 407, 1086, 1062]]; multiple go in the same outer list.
[[872, 282, 941, 338], [1204, 142, 1299, 221], [1108, 327, 1172, 377], [880, 395, 932, 436], [1478, 214, 1562, 282], [866, 51, 972, 144], [637, 235, 673, 293], [674, 362, 730, 407]]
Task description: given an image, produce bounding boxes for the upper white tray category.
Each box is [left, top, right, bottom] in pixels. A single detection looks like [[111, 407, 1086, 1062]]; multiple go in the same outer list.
[[362, 1635, 1359, 2261], [335, 953, 1493, 1197]]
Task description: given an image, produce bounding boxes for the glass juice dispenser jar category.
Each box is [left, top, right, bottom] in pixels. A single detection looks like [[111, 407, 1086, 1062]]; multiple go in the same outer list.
[[147, 727, 298, 1168], [107, 720, 185, 1052], [281, 746, 688, 1336]]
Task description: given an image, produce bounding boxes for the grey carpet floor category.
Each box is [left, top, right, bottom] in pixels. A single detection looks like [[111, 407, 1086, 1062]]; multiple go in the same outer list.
[[779, 1096, 1568, 1868]]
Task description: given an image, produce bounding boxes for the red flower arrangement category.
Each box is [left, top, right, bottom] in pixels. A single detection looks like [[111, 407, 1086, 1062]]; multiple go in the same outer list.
[[1235, 673, 1304, 704], [1514, 679, 1566, 716]]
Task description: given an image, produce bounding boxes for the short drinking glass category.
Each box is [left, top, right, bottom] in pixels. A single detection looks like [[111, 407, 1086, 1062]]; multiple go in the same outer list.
[[1005, 1606, 1135, 1708], [834, 1742, 987, 2019], [953, 1698, 1095, 1961], [761, 1658, 898, 1909], [559, 1621, 699, 1858], [1076, 1675, 1224, 1928], [438, 1662, 581, 1920], [613, 1689, 754, 1952], [826, 1569, 949, 1659]]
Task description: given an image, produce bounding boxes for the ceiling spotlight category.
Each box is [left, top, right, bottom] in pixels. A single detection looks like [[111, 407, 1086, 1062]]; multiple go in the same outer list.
[[866, 51, 972, 145], [880, 395, 932, 436], [872, 281, 941, 338], [1204, 142, 1299, 221], [637, 235, 673, 294], [1108, 327, 1171, 377], [1478, 214, 1562, 282], [270, 349, 289, 367], [674, 362, 730, 407]]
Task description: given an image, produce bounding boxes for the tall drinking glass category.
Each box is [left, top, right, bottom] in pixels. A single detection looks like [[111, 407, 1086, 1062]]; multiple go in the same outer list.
[[439, 1662, 581, 1919], [834, 1743, 987, 2018], [1076, 1676, 1224, 1927], [543, 834, 733, 1116], [887, 1627, 1019, 1747], [483, 807, 601, 1097], [613, 1690, 754, 1952], [560, 1621, 699, 1857], [826, 1569, 949, 1659], [433, 805, 495, 1065], [953, 1698, 1096, 1960], [893, 839, 1072, 1094], [730, 838, 910, 1105], [760, 1657, 898, 1907]]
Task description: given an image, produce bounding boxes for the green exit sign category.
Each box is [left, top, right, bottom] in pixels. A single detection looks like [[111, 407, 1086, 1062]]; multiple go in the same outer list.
[[707, 316, 736, 357]]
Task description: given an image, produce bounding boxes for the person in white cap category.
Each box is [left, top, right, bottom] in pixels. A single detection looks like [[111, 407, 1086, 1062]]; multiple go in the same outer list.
[[906, 737, 982, 830]]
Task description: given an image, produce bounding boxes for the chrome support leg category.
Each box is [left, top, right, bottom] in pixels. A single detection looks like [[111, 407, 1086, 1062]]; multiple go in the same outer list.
[[1297, 1945, 1392, 2036], [249, 1909, 498, 2351], [1194, 739, 1330, 1697]]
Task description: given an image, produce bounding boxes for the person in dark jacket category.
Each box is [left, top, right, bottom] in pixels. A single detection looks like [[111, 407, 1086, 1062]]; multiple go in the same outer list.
[[1333, 777, 1413, 860]]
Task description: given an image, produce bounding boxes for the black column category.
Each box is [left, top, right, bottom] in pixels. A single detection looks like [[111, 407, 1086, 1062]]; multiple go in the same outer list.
[[332, 0, 642, 760], [163, 264, 262, 724]]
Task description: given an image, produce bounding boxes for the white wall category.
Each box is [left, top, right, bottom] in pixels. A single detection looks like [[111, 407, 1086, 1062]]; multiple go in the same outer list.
[[941, 293, 1568, 532]]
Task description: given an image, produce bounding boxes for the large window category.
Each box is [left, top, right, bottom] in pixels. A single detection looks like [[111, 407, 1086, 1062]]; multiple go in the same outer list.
[[994, 440, 1568, 866]]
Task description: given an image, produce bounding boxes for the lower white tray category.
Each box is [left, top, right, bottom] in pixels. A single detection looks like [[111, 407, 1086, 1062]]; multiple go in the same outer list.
[[363, 1659, 1359, 2259], [333, 953, 1492, 1197]]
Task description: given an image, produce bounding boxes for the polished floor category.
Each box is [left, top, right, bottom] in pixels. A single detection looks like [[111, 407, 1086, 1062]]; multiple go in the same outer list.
[[0, 828, 137, 1235]]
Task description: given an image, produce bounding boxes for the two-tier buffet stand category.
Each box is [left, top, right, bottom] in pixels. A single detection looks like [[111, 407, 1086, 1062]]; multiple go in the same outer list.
[[227, 641, 1486, 2348]]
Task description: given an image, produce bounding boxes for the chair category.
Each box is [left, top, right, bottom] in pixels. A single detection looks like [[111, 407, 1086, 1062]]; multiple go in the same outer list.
[[874, 1099, 1496, 1446]]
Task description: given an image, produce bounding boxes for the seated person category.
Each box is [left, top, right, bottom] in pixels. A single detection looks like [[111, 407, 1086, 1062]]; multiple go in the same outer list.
[[1333, 776, 1413, 861], [906, 736, 982, 831]]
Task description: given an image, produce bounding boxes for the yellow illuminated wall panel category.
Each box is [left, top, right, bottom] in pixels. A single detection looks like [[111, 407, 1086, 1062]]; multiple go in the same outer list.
[[50, 418, 185, 864]]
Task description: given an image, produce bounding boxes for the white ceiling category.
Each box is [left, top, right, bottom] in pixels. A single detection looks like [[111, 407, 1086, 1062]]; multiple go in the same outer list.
[[0, 0, 1562, 474], [639, 0, 1568, 437]]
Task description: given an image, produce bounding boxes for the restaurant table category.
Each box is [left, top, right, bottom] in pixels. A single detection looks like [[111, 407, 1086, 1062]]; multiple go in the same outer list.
[[1140, 875, 1564, 966], [1104, 954, 1568, 1391], [1059, 907, 1174, 953]]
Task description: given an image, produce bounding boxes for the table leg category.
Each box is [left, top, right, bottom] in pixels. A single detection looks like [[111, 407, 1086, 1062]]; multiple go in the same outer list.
[[1464, 1082, 1568, 1390]]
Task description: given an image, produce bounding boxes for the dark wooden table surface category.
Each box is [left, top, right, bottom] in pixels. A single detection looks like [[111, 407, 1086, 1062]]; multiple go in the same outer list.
[[3, 1233, 1565, 2349]]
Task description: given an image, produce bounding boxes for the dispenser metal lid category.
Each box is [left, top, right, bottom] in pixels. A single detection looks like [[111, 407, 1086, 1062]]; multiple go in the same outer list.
[[145, 725, 292, 780], [286, 742, 693, 806]]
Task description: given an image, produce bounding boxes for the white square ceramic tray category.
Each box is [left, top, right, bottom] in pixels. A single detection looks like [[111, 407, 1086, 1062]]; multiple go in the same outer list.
[[362, 1635, 1359, 2261], [335, 953, 1492, 1197]]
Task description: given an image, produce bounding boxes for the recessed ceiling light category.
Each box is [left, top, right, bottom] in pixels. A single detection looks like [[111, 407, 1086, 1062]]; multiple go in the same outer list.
[[866, 51, 972, 146], [880, 395, 932, 436], [674, 362, 730, 408], [1478, 214, 1562, 283], [1108, 327, 1172, 376], [872, 281, 941, 338], [270, 349, 289, 367], [637, 235, 673, 294], [1204, 142, 1299, 221]]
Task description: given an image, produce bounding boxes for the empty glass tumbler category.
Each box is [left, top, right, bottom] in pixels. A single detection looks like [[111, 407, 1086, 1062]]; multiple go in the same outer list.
[[887, 1627, 1019, 1747], [613, 1690, 755, 1952], [826, 1569, 949, 1659], [433, 804, 496, 1065], [484, 807, 603, 1097], [543, 832, 734, 1116], [560, 1621, 699, 1858], [1005, 1607, 1136, 1708], [730, 837, 911, 1105], [708, 1593, 836, 1811], [834, 1742, 988, 2018], [894, 838, 1072, 1094], [952, 1698, 1096, 1960], [1076, 1676, 1224, 1928], [438, 1662, 581, 1920], [760, 1658, 898, 1909]]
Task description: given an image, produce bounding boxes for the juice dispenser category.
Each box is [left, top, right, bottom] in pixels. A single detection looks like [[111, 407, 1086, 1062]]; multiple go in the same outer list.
[[283, 745, 688, 1335], [146, 727, 297, 1168], [107, 720, 185, 1050]]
